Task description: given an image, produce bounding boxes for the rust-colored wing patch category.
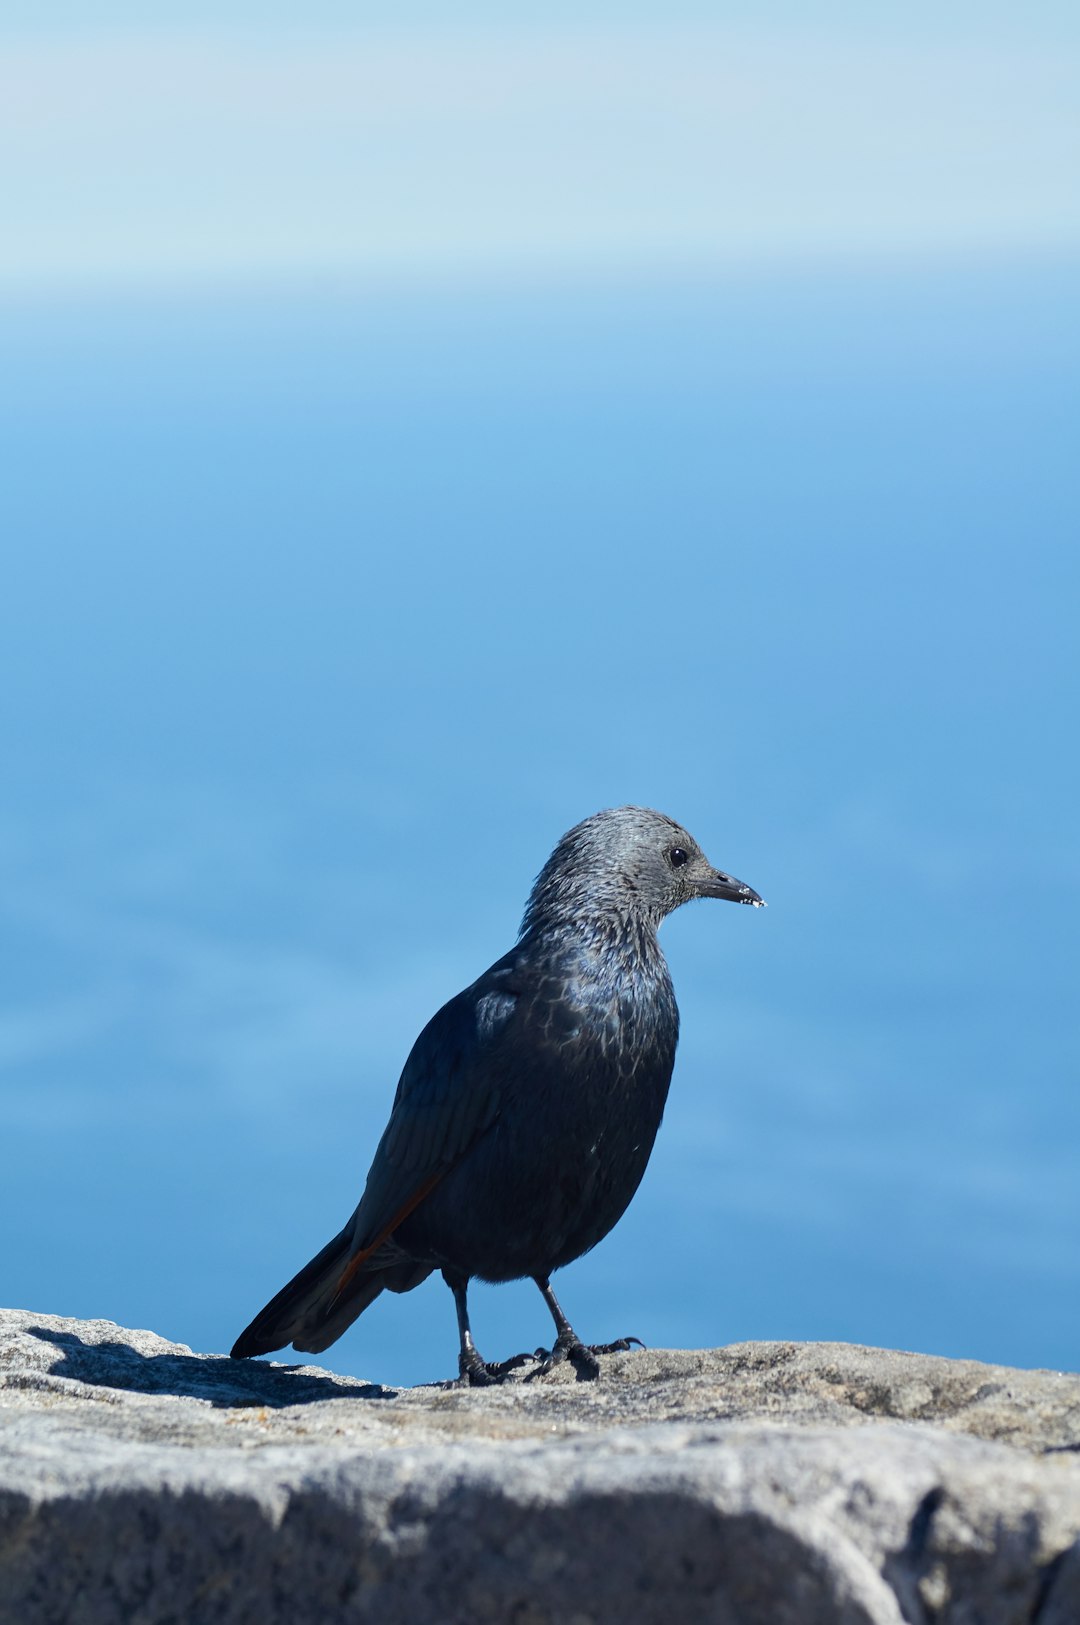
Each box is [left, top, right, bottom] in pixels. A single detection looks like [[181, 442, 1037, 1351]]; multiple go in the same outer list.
[[332, 1170, 445, 1301]]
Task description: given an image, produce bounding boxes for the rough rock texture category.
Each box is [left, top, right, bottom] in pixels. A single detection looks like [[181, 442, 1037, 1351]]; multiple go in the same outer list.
[[1, 1308, 1078, 1624]]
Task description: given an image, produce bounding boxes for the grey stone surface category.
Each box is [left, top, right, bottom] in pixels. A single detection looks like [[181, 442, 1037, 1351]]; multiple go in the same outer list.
[[1, 1307, 1078, 1623]]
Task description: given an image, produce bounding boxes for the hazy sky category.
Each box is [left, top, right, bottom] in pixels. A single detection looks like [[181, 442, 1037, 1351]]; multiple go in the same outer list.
[[3, 9, 1078, 288]]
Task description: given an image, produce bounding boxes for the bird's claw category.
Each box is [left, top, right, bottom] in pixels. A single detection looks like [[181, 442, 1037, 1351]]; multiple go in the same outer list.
[[446, 1346, 541, 1387], [526, 1335, 599, 1381], [590, 1336, 645, 1355], [487, 1349, 541, 1378], [524, 1330, 642, 1382]]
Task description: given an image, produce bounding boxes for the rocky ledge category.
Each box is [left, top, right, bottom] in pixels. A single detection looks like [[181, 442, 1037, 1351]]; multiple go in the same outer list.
[[1, 1309, 1079, 1624]]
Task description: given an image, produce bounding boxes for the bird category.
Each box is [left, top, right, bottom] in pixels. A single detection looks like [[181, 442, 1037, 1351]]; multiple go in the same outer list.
[[231, 806, 764, 1383]]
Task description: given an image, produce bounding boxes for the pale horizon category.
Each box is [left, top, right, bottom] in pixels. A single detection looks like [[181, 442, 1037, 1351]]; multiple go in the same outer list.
[[2, 20, 1078, 290]]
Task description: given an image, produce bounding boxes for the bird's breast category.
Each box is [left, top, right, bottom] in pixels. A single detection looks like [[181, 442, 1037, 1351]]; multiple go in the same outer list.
[[505, 947, 680, 1154], [395, 934, 681, 1281]]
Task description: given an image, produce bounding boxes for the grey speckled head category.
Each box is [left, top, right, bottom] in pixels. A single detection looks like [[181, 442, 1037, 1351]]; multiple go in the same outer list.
[[520, 806, 764, 934]]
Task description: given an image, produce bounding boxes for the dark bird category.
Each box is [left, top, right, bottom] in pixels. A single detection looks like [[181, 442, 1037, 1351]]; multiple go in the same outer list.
[[231, 807, 764, 1382]]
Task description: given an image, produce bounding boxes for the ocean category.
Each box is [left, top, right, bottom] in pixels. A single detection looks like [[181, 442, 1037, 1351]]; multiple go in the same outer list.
[[1, 261, 1076, 1384]]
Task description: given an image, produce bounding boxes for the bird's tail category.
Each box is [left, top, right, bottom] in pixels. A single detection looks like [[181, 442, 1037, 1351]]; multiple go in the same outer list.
[[230, 1227, 432, 1359]]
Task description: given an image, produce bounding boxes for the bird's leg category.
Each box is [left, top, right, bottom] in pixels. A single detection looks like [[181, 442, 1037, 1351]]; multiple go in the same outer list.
[[526, 1277, 644, 1381], [442, 1270, 535, 1386], [444, 1270, 496, 1386], [528, 1277, 598, 1378]]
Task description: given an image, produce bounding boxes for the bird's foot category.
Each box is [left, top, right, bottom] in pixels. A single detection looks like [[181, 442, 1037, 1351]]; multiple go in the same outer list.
[[486, 1350, 542, 1379], [448, 1346, 538, 1388], [526, 1331, 598, 1381], [525, 1331, 643, 1382], [590, 1336, 645, 1356]]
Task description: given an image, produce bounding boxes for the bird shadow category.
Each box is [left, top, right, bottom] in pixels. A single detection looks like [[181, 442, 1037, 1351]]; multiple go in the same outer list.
[[25, 1326, 397, 1408]]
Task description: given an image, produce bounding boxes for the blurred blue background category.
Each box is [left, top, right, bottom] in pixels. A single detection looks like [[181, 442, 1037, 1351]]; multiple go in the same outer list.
[[2, 5, 1078, 1385]]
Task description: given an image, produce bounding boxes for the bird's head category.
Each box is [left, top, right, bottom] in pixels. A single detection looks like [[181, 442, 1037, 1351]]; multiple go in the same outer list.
[[520, 806, 765, 935]]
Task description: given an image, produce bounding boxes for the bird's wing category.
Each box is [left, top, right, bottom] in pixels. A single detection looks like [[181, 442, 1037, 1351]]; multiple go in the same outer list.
[[336, 971, 524, 1284]]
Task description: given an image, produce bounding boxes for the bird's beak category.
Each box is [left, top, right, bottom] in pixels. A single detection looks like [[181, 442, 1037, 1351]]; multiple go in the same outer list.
[[699, 868, 766, 907]]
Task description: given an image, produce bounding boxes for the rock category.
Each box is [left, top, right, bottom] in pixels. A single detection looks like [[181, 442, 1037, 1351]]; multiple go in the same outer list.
[[1, 1307, 1078, 1624]]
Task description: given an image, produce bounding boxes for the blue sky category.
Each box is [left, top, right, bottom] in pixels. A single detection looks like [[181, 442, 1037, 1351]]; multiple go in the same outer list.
[[1, 12, 1078, 1384]]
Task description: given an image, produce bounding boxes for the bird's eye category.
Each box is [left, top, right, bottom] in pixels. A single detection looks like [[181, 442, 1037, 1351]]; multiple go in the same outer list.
[[669, 847, 689, 868]]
